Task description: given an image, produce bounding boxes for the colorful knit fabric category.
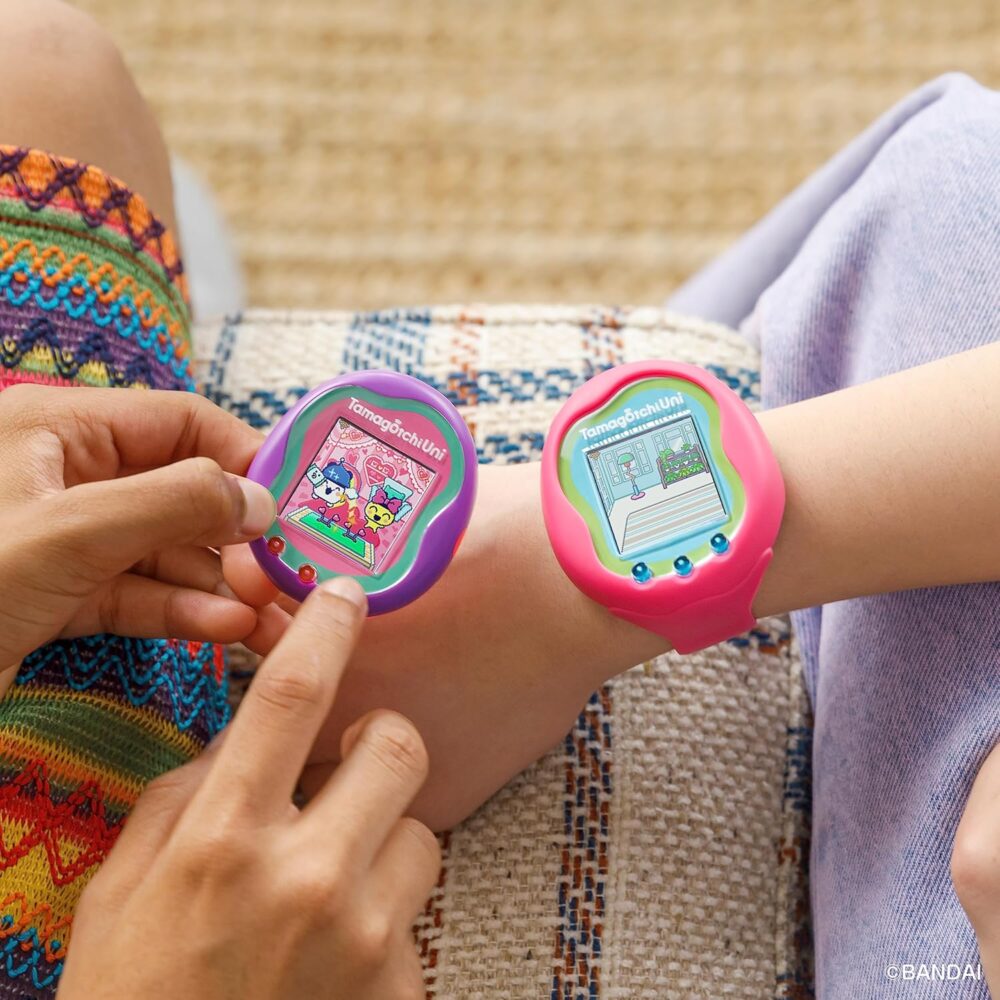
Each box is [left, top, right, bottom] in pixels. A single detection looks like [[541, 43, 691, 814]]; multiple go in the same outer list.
[[0, 147, 226, 999]]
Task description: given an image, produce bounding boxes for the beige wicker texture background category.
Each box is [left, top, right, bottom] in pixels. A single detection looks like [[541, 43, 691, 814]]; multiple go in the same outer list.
[[77, 0, 1000, 311]]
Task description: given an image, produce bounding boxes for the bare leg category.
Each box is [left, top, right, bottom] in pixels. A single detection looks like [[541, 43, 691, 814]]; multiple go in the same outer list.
[[0, 0, 176, 232]]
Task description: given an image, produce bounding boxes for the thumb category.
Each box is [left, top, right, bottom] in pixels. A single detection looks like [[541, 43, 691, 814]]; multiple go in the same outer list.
[[42, 457, 276, 580]]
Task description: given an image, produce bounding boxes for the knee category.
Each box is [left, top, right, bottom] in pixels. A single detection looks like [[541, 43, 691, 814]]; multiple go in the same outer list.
[[886, 76, 1000, 215], [0, 0, 175, 228], [951, 818, 1000, 927], [0, 0, 127, 98]]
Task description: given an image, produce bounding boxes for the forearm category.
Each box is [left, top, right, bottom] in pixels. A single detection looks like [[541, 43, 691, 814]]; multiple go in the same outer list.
[[513, 342, 1000, 684], [309, 344, 999, 830], [755, 341, 1000, 617]]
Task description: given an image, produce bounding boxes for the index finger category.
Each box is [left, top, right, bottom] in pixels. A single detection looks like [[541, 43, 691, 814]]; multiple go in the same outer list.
[[27, 386, 264, 482], [187, 576, 367, 821]]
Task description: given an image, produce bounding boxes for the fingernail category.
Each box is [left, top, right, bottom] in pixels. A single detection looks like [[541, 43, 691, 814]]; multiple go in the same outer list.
[[319, 575, 368, 611], [235, 477, 276, 536]]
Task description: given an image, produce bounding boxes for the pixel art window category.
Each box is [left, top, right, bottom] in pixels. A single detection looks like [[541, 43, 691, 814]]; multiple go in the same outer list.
[[279, 418, 437, 574], [585, 414, 726, 555]]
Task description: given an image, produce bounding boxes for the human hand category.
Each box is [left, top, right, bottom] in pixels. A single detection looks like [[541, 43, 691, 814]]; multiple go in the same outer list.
[[225, 461, 667, 831], [951, 743, 1000, 992], [58, 577, 439, 1000], [0, 385, 275, 697]]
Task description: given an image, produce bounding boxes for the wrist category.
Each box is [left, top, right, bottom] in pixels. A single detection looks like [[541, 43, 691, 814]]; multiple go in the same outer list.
[[476, 462, 668, 689], [750, 405, 813, 619]]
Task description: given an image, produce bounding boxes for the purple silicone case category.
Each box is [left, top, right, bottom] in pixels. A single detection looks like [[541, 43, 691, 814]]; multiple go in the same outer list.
[[247, 370, 477, 614]]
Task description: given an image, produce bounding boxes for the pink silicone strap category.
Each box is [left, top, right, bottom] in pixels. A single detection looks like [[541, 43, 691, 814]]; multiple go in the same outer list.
[[610, 549, 773, 653]]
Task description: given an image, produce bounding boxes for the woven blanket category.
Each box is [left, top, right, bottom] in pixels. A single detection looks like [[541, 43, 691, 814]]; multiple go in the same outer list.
[[194, 306, 815, 1000], [81, 0, 1000, 311]]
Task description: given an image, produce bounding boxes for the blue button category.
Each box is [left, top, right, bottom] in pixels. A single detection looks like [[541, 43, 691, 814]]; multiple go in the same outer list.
[[673, 555, 692, 576], [710, 532, 730, 553], [631, 561, 652, 583]]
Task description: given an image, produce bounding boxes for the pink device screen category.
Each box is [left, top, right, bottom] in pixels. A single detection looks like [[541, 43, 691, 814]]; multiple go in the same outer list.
[[278, 415, 440, 576]]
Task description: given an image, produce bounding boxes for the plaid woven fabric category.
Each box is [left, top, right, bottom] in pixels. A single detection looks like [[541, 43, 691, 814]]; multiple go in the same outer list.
[[196, 306, 816, 1000], [0, 148, 226, 999]]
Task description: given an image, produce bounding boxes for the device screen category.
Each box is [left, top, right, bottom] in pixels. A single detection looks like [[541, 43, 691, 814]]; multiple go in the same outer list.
[[584, 412, 726, 555], [278, 417, 437, 575]]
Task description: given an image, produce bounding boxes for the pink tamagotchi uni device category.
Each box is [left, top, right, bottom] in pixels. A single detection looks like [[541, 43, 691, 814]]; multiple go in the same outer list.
[[247, 371, 477, 614], [541, 361, 785, 653]]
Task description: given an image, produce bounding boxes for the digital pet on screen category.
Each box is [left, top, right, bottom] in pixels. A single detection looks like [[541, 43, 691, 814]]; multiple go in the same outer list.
[[584, 412, 727, 557], [278, 417, 437, 576]]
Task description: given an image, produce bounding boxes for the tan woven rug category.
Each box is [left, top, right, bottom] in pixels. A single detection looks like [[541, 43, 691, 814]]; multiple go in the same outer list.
[[195, 305, 815, 998], [78, 0, 1000, 310]]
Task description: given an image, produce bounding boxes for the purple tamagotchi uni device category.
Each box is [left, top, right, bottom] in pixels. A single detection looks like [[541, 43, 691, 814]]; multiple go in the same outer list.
[[247, 370, 477, 614]]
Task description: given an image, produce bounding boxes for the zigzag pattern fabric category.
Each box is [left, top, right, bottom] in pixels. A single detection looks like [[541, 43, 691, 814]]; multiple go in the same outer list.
[[0, 147, 225, 999]]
